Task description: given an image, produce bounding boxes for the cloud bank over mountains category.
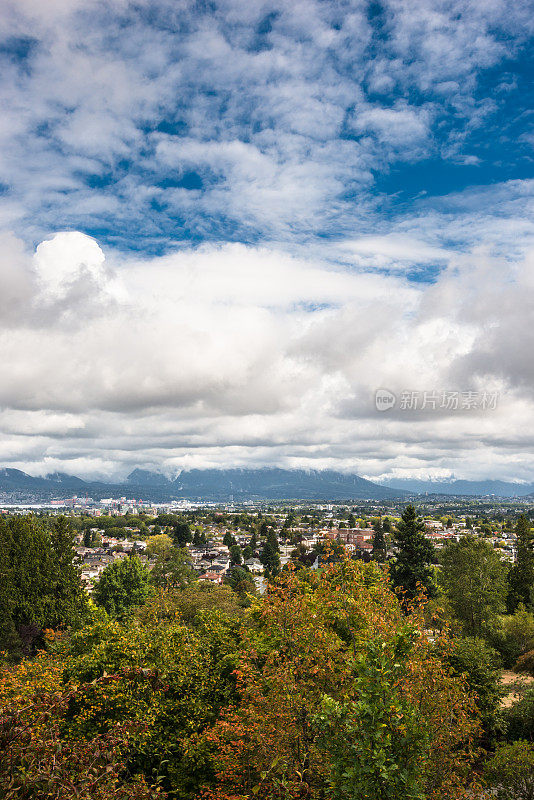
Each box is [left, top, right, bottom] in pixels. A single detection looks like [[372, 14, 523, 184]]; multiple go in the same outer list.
[[1, 230, 533, 483], [0, 1, 532, 481]]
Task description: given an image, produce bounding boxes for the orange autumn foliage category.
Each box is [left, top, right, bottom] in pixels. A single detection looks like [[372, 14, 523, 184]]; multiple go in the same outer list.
[[0, 667, 166, 800], [198, 558, 483, 800]]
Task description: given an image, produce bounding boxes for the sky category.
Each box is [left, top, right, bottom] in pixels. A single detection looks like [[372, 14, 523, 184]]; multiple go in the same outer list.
[[0, 0, 533, 483]]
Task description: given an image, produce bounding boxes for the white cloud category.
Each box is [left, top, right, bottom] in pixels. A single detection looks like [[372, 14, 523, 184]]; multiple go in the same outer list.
[[0, 1, 533, 481], [0, 231, 533, 481], [0, 232, 36, 324], [343, 234, 450, 270], [34, 231, 107, 298], [352, 105, 431, 148], [0, 0, 530, 247]]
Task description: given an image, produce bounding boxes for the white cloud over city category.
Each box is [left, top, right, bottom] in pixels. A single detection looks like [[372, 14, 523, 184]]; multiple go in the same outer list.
[[0, 0, 533, 481], [0, 230, 533, 482]]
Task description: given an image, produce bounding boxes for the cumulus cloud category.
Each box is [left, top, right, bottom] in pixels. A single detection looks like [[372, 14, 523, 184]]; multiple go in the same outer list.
[[0, 232, 36, 324], [0, 231, 532, 481], [0, 1, 533, 481], [351, 105, 431, 154], [34, 232, 107, 298]]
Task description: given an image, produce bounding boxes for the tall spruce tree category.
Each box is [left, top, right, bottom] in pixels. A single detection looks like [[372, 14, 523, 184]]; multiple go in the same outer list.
[[260, 528, 281, 577], [371, 517, 387, 562], [223, 530, 236, 547], [229, 543, 243, 566], [49, 517, 87, 628], [172, 520, 192, 548], [0, 521, 21, 659], [508, 515, 534, 612], [390, 505, 436, 600], [0, 515, 87, 657], [248, 529, 258, 552]]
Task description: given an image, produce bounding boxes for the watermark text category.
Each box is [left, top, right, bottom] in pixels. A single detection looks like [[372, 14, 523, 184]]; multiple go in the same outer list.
[[375, 389, 499, 412]]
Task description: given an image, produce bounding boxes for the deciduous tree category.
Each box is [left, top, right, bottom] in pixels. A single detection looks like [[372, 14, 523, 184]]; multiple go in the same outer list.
[[484, 740, 534, 800], [150, 547, 195, 590], [93, 555, 152, 618], [440, 535, 507, 637], [201, 560, 481, 800], [145, 533, 173, 559], [508, 515, 534, 612]]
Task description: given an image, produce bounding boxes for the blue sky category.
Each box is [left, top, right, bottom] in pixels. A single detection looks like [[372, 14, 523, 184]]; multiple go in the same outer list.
[[0, 0, 533, 482], [1, 0, 533, 261]]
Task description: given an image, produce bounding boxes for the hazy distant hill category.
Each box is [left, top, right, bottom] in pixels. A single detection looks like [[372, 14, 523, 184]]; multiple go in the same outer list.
[[382, 477, 534, 497], [0, 466, 408, 502], [3, 466, 533, 503], [0, 468, 54, 491], [0, 468, 123, 502], [126, 467, 410, 500], [126, 468, 173, 488]]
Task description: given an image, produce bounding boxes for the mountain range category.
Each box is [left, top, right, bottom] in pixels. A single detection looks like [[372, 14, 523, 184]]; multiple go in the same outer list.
[[1, 467, 533, 503], [125, 468, 410, 500], [0, 467, 408, 502]]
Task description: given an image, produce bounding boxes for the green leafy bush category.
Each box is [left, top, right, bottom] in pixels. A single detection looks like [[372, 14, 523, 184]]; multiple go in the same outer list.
[[503, 688, 534, 741], [484, 740, 534, 799], [444, 635, 503, 741]]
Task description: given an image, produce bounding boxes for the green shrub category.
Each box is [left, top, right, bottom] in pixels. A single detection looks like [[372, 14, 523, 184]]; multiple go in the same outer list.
[[503, 689, 534, 741], [444, 635, 503, 742], [490, 607, 534, 668], [516, 649, 534, 676], [484, 740, 534, 799]]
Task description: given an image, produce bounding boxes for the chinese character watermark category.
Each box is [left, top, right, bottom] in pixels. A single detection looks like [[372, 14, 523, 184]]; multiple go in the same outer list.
[[375, 389, 499, 412]]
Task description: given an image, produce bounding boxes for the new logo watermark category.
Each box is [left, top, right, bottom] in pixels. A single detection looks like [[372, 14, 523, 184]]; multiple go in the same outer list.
[[375, 389, 499, 412], [375, 389, 396, 411]]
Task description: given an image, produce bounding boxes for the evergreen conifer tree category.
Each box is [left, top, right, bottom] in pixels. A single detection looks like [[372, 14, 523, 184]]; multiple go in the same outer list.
[[508, 515, 534, 612], [371, 518, 387, 562], [223, 530, 236, 547], [0, 515, 87, 656], [49, 516, 87, 628], [172, 520, 192, 548], [0, 521, 21, 659], [390, 505, 436, 600], [229, 543, 243, 566], [260, 529, 281, 577]]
